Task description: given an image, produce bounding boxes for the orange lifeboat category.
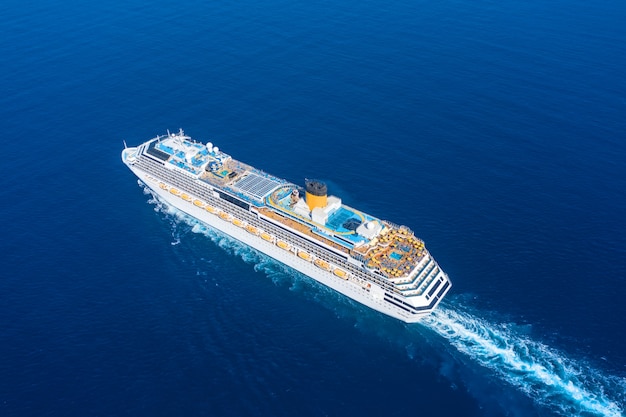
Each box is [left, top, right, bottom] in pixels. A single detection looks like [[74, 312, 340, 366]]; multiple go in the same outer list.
[[298, 251, 312, 262], [333, 268, 348, 279], [314, 259, 331, 271], [277, 240, 291, 251]]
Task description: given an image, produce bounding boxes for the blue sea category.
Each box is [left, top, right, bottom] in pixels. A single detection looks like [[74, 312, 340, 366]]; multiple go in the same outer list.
[[1, 0, 625, 416]]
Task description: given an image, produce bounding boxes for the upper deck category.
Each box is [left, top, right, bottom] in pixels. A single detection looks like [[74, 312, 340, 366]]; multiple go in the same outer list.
[[143, 130, 431, 282], [146, 130, 287, 206]]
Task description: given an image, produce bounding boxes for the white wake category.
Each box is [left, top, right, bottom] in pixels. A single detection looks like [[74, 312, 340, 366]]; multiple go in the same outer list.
[[423, 307, 625, 416]]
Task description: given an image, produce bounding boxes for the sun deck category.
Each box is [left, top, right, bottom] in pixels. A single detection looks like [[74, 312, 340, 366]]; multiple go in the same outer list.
[[262, 184, 428, 281], [267, 187, 380, 246], [256, 207, 351, 255], [145, 130, 432, 283], [358, 228, 426, 278]]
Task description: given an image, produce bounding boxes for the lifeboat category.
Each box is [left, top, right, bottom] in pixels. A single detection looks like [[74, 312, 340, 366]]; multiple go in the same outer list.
[[169, 188, 180, 196], [205, 205, 217, 214], [193, 199, 204, 208], [333, 268, 348, 279], [181, 193, 192, 202], [232, 218, 245, 227], [277, 240, 291, 251], [245, 225, 258, 235], [159, 183, 167, 190], [260, 232, 274, 242], [219, 211, 231, 221], [298, 251, 312, 262], [314, 259, 331, 271]]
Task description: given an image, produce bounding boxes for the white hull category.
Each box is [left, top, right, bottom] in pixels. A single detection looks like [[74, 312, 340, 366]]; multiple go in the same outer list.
[[130, 165, 429, 323]]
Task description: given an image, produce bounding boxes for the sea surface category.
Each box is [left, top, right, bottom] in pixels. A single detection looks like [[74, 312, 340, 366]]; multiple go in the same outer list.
[[1, 0, 625, 416]]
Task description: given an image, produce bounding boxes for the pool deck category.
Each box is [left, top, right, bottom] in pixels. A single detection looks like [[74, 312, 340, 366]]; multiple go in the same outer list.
[[151, 133, 427, 281]]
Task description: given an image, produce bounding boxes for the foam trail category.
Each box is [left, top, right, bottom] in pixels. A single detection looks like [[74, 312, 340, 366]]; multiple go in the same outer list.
[[423, 307, 625, 417]]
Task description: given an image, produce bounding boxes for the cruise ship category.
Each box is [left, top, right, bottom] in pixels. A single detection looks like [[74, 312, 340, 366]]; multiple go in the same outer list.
[[122, 129, 451, 322]]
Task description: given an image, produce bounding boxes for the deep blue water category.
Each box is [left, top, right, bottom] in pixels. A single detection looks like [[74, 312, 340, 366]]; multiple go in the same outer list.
[[1, 0, 625, 416]]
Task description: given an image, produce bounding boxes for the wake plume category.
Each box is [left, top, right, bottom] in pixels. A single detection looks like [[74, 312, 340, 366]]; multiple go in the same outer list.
[[423, 307, 625, 417]]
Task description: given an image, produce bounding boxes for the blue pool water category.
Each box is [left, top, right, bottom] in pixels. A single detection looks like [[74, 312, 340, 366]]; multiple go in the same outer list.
[[390, 252, 403, 261], [1, 0, 625, 416]]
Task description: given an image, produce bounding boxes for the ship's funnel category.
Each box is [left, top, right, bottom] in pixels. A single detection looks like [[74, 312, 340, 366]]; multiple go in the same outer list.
[[305, 179, 327, 211]]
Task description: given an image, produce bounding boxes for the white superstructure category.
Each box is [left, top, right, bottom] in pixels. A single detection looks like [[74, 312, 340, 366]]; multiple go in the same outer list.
[[122, 129, 451, 322]]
